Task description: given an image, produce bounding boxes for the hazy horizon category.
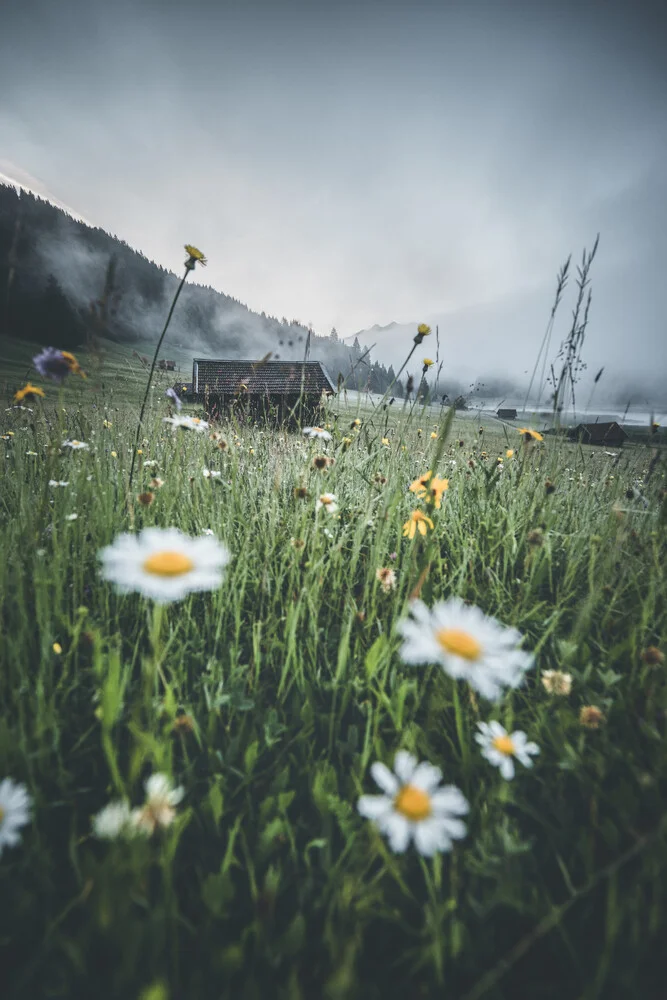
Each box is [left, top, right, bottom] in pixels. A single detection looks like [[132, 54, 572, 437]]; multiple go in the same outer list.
[[1, 0, 666, 388]]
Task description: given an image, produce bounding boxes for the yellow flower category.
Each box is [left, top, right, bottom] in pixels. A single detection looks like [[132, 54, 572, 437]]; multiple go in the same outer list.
[[382, 437, 390, 446], [137, 449, 143, 455], [417, 324, 431, 335], [518, 427, 544, 442], [53, 642, 62, 654], [427, 476, 449, 509], [506, 449, 514, 458], [111, 451, 117, 458], [102, 419, 112, 428], [409, 471, 432, 494], [430, 431, 438, 440], [184, 244, 207, 266], [249, 448, 255, 455], [423, 358, 434, 367], [61, 351, 87, 378], [14, 383, 45, 403], [402, 510, 435, 539], [342, 436, 352, 448]]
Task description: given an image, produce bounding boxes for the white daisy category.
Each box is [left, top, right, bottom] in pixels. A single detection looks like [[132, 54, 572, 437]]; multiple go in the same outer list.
[[143, 460, 158, 468], [475, 721, 539, 780], [202, 528, 214, 536], [316, 493, 338, 514], [202, 468, 222, 478], [396, 597, 534, 701], [130, 773, 185, 835], [62, 440, 90, 450], [65, 513, 78, 521], [163, 415, 209, 433], [0, 777, 32, 857], [25, 451, 38, 456], [357, 751, 468, 856], [98, 527, 231, 603], [302, 426, 332, 441], [48, 480, 69, 487], [92, 800, 145, 840]]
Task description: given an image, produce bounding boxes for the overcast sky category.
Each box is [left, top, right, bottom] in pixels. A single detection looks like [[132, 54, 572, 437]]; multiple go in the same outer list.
[[1, 0, 666, 383]]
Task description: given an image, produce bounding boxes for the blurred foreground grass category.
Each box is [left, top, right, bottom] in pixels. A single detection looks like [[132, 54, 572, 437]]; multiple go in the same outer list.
[[1, 337, 666, 1000]]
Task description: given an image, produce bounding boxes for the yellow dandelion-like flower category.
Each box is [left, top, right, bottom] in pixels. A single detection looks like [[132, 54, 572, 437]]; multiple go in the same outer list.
[[417, 324, 431, 335], [53, 642, 62, 655], [506, 449, 514, 458], [382, 437, 390, 446], [518, 427, 544, 442], [427, 476, 449, 509], [402, 510, 435, 540], [14, 383, 45, 403], [111, 450, 117, 458], [430, 431, 438, 440], [423, 358, 434, 367], [102, 419, 112, 429], [409, 471, 432, 495], [184, 244, 207, 267]]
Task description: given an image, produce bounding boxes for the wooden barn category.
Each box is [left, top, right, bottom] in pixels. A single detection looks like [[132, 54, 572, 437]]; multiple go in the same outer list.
[[568, 421, 628, 446], [497, 408, 517, 419], [181, 358, 337, 426]]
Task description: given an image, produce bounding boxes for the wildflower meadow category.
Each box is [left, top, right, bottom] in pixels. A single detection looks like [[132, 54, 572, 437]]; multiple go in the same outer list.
[[1, 285, 666, 999]]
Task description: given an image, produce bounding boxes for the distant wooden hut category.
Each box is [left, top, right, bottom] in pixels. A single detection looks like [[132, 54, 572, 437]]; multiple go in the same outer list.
[[568, 421, 628, 446], [187, 358, 337, 426], [497, 408, 517, 419]]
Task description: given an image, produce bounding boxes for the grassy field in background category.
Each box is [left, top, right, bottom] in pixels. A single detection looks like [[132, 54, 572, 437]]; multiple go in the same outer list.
[[1, 335, 666, 1000]]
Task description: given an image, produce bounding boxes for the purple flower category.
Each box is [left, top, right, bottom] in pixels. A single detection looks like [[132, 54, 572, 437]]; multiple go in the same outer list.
[[33, 347, 74, 383], [165, 387, 183, 412], [389, 551, 398, 561]]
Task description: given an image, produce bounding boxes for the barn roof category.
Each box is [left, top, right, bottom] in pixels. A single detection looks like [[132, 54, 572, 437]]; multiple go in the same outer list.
[[569, 421, 628, 442], [192, 359, 337, 396]]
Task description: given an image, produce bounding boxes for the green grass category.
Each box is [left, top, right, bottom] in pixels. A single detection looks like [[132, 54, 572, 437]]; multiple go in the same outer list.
[[1, 339, 666, 1000]]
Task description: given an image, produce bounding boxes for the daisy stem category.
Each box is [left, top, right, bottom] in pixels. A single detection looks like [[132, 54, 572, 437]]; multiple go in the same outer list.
[[148, 602, 169, 694], [452, 683, 470, 775]]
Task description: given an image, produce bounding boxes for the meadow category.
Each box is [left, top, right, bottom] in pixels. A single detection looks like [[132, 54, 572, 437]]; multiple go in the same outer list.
[[1, 330, 666, 1000]]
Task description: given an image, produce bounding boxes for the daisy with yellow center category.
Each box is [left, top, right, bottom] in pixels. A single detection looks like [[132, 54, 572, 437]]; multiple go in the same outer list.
[[98, 527, 231, 603], [316, 493, 338, 514], [357, 750, 469, 856], [13, 383, 45, 403], [303, 426, 332, 441], [163, 415, 209, 433], [62, 440, 90, 450], [517, 427, 544, 442], [397, 597, 535, 701], [402, 510, 434, 539], [475, 721, 539, 780]]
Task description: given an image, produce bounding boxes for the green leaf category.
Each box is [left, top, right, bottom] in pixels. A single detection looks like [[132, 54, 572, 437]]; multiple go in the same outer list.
[[244, 740, 259, 775]]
